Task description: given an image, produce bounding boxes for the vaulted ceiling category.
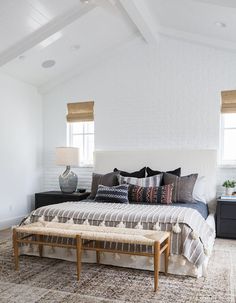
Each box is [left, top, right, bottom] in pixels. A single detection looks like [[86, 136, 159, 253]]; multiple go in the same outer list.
[[0, 0, 235, 93]]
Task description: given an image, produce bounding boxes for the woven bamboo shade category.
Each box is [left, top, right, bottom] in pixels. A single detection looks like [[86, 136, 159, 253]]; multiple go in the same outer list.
[[221, 91, 236, 113], [67, 101, 94, 122]]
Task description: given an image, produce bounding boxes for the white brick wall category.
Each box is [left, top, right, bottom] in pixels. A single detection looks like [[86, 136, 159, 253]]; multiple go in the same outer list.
[[42, 36, 236, 191]]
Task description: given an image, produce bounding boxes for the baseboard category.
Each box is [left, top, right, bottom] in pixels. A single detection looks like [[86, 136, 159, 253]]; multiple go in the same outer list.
[[0, 215, 26, 230]]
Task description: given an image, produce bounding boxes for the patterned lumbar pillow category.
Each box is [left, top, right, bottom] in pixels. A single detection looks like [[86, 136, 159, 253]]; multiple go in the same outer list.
[[128, 184, 174, 204], [118, 174, 163, 187], [95, 184, 129, 203], [163, 173, 198, 203]]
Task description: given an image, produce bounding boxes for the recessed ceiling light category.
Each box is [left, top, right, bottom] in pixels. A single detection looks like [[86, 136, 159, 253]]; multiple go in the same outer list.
[[71, 44, 80, 51], [42, 60, 56, 68], [215, 21, 226, 28]]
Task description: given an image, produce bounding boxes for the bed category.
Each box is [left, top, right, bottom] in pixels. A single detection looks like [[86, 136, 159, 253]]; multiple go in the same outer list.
[[20, 149, 217, 278]]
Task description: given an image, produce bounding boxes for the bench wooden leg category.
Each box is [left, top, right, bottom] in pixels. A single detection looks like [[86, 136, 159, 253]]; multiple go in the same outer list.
[[12, 228, 19, 270], [165, 236, 170, 275], [37, 235, 43, 257], [154, 241, 160, 292], [76, 235, 82, 281], [95, 241, 100, 264]]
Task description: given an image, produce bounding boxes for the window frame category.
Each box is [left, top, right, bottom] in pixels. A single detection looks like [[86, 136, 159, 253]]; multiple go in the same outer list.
[[219, 113, 236, 166], [67, 121, 94, 167]]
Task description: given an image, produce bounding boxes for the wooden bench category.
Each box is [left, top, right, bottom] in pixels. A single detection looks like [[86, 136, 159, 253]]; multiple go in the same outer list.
[[13, 222, 170, 291]]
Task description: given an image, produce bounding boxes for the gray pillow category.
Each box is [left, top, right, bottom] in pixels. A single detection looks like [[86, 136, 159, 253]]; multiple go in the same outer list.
[[163, 173, 198, 203], [89, 172, 119, 199]]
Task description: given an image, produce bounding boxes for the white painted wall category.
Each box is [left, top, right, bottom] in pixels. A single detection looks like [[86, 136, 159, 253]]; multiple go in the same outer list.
[[42, 36, 236, 193], [0, 72, 42, 229]]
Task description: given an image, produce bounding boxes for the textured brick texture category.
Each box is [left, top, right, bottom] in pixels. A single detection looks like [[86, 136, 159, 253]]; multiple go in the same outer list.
[[43, 36, 236, 191]]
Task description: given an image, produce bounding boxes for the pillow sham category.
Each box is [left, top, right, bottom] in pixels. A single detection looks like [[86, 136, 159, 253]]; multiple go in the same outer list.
[[89, 172, 119, 199], [146, 167, 181, 177], [119, 174, 162, 187], [128, 184, 174, 204], [94, 184, 129, 203], [113, 167, 146, 178], [163, 173, 198, 203], [192, 176, 207, 203]]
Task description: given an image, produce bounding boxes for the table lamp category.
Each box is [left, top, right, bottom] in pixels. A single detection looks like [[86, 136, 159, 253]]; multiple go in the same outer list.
[[55, 147, 79, 193]]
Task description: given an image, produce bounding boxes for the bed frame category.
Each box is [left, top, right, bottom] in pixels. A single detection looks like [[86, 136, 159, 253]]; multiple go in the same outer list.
[[91, 149, 217, 277], [21, 149, 217, 278]]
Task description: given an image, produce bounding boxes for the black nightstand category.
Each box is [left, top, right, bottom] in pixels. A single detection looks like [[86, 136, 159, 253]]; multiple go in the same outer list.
[[35, 191, 90, 209], [216, 198, 236, 239]]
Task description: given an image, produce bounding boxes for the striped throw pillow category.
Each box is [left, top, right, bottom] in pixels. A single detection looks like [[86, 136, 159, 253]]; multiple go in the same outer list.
[[128, 184, 174, 204], [95, 184, 129, 203], [118, 174, 162, 187]]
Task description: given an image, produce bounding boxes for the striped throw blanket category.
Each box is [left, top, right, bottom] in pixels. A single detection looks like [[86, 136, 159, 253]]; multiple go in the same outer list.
[[22, 201, 215, 267]]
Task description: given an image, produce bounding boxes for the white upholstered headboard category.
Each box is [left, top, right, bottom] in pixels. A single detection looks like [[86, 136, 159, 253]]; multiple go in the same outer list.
[[94, 149, 217, 208]]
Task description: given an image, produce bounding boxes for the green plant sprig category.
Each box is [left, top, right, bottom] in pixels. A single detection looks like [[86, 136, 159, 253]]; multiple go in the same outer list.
[[222, 180, 236, 188]]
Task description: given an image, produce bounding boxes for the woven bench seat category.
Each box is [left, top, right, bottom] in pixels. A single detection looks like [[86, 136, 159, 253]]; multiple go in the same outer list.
[[15, 222, 168, 245], [13, 222, 170, 291]]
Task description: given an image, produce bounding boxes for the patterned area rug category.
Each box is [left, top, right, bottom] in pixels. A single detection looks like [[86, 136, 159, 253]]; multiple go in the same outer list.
[[0, 238, 235, 303]]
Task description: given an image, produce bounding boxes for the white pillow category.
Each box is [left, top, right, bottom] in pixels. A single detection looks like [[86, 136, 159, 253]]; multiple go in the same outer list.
[[193, 176, 207, 203], [118, 174, 163, 187]]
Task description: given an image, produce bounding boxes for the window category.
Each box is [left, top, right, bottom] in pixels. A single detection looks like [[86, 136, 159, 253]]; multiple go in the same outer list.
[[67, 121, 94, 166], [220, 113, 236, 165], [220, 90, 236, 165], [66, 101, 94, 166]]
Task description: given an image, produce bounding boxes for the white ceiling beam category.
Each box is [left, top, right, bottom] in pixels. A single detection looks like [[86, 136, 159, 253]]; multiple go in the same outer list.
[[0, 4, 94, 67], [159, 25, 236, 52], [119, 0, 159, 44]]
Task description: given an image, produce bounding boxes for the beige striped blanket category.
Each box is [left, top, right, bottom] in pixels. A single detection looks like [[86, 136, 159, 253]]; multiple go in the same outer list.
[[22, 201, 215, 267]]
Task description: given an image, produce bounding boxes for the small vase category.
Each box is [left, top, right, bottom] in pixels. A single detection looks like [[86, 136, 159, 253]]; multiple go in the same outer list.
[[225, 187, 234, 196]]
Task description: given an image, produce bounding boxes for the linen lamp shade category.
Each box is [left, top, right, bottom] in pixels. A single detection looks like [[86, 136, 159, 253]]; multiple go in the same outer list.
[[55, 147, 79, 167]]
